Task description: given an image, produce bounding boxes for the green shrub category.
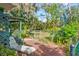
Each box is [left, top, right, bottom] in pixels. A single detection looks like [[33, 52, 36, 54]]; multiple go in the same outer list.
[[0, 7, 4, 12], [0, 45, 16, 56], [52, 21, 79, 44]]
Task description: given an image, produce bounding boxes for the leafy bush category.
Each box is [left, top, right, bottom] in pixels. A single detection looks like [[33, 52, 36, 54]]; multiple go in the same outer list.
[[0, 7, 4, 12], [0, 45, 16, 56], [53, 21, 79, 44]]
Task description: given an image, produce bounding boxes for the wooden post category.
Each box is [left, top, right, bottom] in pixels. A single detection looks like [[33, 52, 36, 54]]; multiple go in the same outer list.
[[19, 21, 22, 38], [20, 21, 22, 31]]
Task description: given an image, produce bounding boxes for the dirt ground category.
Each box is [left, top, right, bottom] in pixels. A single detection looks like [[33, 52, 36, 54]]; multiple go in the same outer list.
[[17, 38, 66, 56]]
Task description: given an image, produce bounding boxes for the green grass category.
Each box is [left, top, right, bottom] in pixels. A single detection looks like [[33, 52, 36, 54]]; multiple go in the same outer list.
[[0, 45, 16, 56]]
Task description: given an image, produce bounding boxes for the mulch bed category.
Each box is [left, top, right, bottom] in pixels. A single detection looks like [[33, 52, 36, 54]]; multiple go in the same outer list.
[[17, 38, 66, 56]]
